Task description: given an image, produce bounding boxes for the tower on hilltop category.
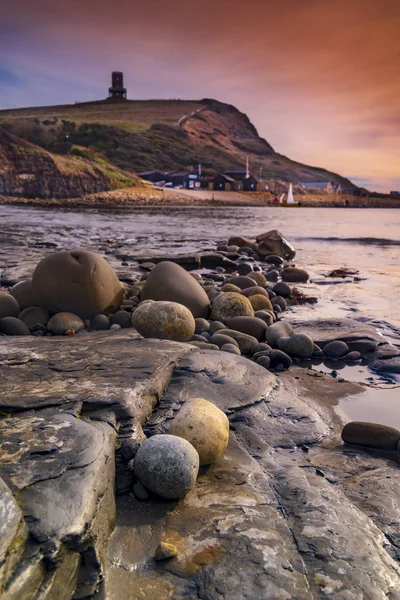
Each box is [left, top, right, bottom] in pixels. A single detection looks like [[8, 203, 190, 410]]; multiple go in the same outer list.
[[108, 71, 127, 100]]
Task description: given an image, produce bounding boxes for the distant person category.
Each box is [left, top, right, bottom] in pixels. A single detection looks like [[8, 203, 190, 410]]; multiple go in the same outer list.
[[274, 195, 279, 203]]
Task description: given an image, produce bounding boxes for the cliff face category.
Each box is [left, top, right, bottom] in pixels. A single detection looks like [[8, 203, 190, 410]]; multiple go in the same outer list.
[[0, 128, 137, 199], [0, 98, 356, 194]]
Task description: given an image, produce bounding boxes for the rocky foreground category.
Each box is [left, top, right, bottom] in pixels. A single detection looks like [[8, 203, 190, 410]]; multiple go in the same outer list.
[[1, 231, 400, 599]]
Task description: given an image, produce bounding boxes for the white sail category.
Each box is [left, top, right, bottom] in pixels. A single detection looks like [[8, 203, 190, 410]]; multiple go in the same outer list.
[[279, 193, 285, 204], [287, 183, 298, 205]]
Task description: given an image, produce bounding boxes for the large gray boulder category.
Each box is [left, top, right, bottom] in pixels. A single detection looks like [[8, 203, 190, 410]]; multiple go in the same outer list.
[[32, 249, 123, 319], [140, 261, 210, 318], [133, 434, 199, 499]]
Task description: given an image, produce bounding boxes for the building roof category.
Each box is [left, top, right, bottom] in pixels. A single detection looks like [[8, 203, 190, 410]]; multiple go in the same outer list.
[[214, 174, 236, 183], [300, 181, 335, 189]]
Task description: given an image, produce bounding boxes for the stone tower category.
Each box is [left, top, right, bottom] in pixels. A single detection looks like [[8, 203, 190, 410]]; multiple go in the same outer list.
[[108, 72, 127, 100]]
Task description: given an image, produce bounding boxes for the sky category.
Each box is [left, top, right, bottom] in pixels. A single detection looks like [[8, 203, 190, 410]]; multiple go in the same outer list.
[[1, 0, 399, 192]]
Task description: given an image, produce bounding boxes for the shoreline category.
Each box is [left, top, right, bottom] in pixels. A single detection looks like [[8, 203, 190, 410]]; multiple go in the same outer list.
[[1, 187, 400, 209]]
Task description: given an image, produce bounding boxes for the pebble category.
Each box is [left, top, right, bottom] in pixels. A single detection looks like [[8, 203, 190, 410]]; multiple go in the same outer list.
[[221, 343, 241, 355], [226, 275, 257, 290], [133, 481, 149, 501], [217, 329, 258, 355], [281, 267, 309, 283], [209, 321, 226, 335], [110, 324, 121, 330], [90, 314, 110, 331], [256, 356, 271, 369], [265, 321, 294, 347], [272, 282, 292, 298], [133, 434, 199, 499], [195, 318, 210, 334], [0, 292, 20, 319], [345, 351, 362, 362], [237, 262, 253, 276], [324, 340, 350, 358], [277, 334, 314, 359], [0, 316, 30, 336], [249, 294, 273, 312], [248, 272, 267, 287], [210, 333, 240, 349]]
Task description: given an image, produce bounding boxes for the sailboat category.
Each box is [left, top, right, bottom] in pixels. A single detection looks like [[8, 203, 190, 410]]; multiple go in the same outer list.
[[279, 183, 300, 207]]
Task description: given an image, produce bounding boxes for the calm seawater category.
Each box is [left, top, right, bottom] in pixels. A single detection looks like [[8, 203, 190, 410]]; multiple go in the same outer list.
[[1, 204, 400, 425]]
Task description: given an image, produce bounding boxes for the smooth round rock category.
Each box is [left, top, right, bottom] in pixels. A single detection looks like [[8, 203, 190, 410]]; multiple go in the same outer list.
[[110, 324, 121, 330], [281, 267, 310, 283], [209, 321, 226, 335], [271, 296, 288, 312], [140, 261, 210, 319], [0, 292, 20, 319], [9, 280, 36, 311], [170, 398, 229, 466], [110, 310, 132, 328], [241, 286, 269, 298], [254, 310, 274, 327], [221, 343, 241, 355], [221, 283, 242, 293], [345, 351, 362, 362], [18, 307, 49, 329], [324, 340, 349, 358], [133, 434, 199, 499], [32, 249, 123, 319], [277, 334, 314, 358], [210, 292, 254, 323], [265, 349, 292, 370], [226, 316, 268, 342], [189, 341, 220, 351], [256, 356, 271, 369], [272, 282, 292, 298], [253, 343, 272, 355], [133, 481, 149, 501], [264, 255, 284, 267], [210, 333, 240, 349], [217, 329, 258, 355], [90, 314, 110, 331], [226, 276, 256, 290], [132, 301, 195, 342], [0, 316, 30, 336], [248, 272, 267, 287], [195, 318, 210, 334], [342, 422, 400, 450], [265, 321, 294, 347], [249, 294, 273, 312], [237, 262, 253, 276], [201, 331, 211, 340], [265, 270, 279, 282], [47, 312, 85, 335]]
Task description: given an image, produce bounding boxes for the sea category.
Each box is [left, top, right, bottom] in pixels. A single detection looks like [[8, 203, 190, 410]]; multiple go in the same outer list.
[[1, 204, 400, 426]]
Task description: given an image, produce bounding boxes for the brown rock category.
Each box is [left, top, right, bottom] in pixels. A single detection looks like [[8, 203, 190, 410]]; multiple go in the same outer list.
[[249, 294, 273, 312], [210, 292, 254, 323], [227, 236, 253, 248], [241, 286, 270, 298], [342, 422, 400, 450], [47, 312, 85, 335], [18, 307, 49, 329], [226, 276, 257, 290], [248, 272, 267, 287], [154, 542, 178, 561], [226, 316, 268, 342], [256, 230, 296, 260], [140, 261, 210, 319], [32, 249, 123, 319], [0, 292, 20, 319], [10, 279, 36, 311], [281, 267, 309, 283], [132, 301, 195, 342]]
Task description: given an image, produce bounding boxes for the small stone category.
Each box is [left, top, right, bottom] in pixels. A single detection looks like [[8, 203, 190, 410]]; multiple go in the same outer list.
[[249, 294, 273, 312], [265, 270, 279, 282], [195, 318, 210, 334], [132, 301, 195, 342], [256, 356, 271, 369], [254, 310, 274, 327], [217, 329, 258, 355], [226, 275, 257, 290], [188, 341, 220, 350], [226, 316, 268, 342], [324, 340, 349, 358], [248, 272, 267, 287], [18, 307, 49, 329], [210, 292, 254, 323], [0, 316, 30, 336], [271, 296, 288, 312], [342, 422, 400, 450], [277, 334, 314, 358], [9, 279, 36, 311], [47, 312, 85, 335], [241, 286, 270, 299], [154, 542, 177, 561], [133, 481, 149, 501], [281, 267, 309, 283], [221, 343, 241, 355], [110, 310, 132, 328], [210, 333, 240, 349], [209, 321, 226, 335], [90, 314, 110, 331], [272, 282, 292, 298], [0, 292, 20, 319], [265, 321, 294, 347], [221, 283, 242, 293], [237, 262, 253, 276], [345, 351, 362, 362], [264, 255, 284, 267], [263, 349, 292, 370], [170, 398, 229, 465], [110, 324, 121, 330], [201, 331, 211, 340], [133, 434, 199, 499]]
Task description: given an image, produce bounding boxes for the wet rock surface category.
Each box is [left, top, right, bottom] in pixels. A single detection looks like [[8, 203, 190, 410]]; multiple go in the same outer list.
[[0, 331, 399, 598]]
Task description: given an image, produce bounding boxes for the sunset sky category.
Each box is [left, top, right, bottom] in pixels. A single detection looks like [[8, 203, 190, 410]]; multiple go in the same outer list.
[[1, 0, 399, 192]]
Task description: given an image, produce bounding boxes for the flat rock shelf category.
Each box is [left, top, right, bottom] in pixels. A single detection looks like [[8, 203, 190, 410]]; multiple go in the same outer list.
[[1, 330, 399, 599]]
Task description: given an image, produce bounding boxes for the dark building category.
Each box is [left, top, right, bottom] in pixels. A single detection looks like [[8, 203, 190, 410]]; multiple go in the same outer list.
[[138, 171, 166, 184], [212, 174, 235, 191], [221, 171, 258, 191], [165, 172, 203, 189], [108, 71, 127, 100]]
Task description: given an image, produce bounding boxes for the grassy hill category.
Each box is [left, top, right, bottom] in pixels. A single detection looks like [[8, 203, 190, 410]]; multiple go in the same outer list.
[[0, 98, 356, 195]]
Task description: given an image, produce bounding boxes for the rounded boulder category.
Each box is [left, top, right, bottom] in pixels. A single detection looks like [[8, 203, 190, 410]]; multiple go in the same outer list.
[[281, 267, 309, 283], [170, 398, 229, 466], [226, 316, 268, 342], [324, 340, 349, 358], [342, 422, 400, 450], [133, 434, 199, 499], [19, 307, 49, 329], [277, 334, 314, 358], [32, 249, 123, 319], [140, 261, 210, 319], [0, 292, 20, 319], [10, 280, 36, 311], [249, 294, 273, 312], [132, 301, 195, 342], [0, 316, 30, 336], [210, 292, 254, 323], [47, 312, 85, 335]]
